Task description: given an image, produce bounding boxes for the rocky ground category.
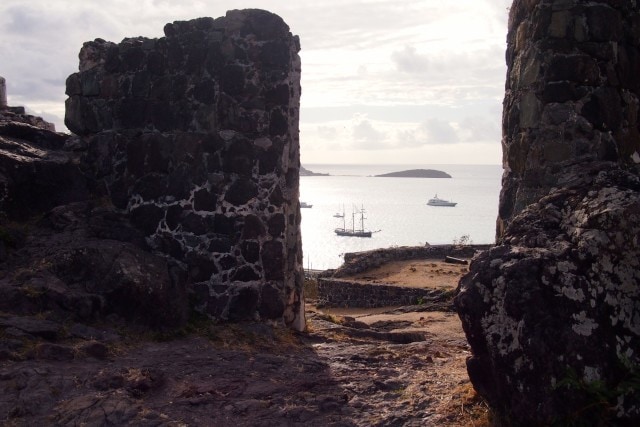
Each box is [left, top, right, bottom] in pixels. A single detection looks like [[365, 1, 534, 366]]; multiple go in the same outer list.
[[0, 259, 489, 426]]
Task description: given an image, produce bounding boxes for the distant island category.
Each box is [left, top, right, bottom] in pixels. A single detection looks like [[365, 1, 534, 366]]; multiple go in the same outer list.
[[375, 169, 452, 178], [300, 165, 329, 176]]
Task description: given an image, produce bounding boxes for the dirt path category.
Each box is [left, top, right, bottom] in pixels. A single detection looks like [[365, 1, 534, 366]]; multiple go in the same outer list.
[[0, 259, 488, 426]]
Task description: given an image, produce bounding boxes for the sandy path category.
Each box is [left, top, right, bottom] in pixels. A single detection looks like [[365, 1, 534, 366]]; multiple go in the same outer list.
[[339, 259, 469, 288]]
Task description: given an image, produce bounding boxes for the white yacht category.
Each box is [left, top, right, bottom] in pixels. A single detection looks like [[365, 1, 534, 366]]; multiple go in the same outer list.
[[427, 194, 457, 207]]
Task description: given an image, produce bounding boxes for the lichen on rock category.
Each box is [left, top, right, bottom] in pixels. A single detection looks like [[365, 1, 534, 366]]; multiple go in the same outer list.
[[457, 0, 640, 424], [64, 10, 305, 330]]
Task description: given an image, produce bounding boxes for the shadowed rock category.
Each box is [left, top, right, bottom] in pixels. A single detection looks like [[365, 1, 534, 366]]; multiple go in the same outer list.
[[457, 1, 640, 425], [64, 10, 305, 330]]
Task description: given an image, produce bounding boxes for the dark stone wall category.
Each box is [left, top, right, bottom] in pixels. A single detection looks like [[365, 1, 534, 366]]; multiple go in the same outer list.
[[64, 10, 305, 330], [498, 0, 640, 238], [457, 1, 640, 424], [317, 278, 453, 309]]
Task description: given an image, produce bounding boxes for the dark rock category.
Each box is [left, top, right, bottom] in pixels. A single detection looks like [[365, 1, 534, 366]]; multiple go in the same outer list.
[[208, 236, 233, 253], [68, 323, 120, 342], [457, 169, 640, 423], [227, 285, 260, 321], [181, 212, 208, 235], [0, 122, 68, 149], [581, 87, 622, 131], [242, 214, 265, 239], [186, 251, 218, 282], [545, 54, 600, 84], [29, 343, 76, 361], [53, 394, 141, 426], [259, 282, 285, 319], [231, 265, 260, 282], [129, 203, 164, 235], [267, 214, 285, 237], [463, 2, 640, 424], [1, 9, 304, 338], [193, 188, 217, 211], [0, 129, 89, 221], [78, 341, 110, 359], [261, 240, 284, 280], [268, 109, 288, 136], [241, 240, 260, 263], [217, 254, 237, 271], [0, 317, 62, 340]]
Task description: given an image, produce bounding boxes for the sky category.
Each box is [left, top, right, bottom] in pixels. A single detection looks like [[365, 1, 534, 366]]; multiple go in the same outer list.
[[0, 0, 512, 165]]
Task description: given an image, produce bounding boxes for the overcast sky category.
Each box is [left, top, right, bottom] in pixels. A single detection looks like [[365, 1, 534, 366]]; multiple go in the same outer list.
[[1, 0, 512, 165]]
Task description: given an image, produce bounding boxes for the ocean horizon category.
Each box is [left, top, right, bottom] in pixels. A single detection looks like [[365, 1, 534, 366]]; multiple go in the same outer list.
[[300, 163, 503, 270]]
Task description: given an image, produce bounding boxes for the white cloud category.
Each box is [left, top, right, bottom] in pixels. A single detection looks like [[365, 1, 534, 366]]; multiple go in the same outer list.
[[0, 0, 511, 164], [391, 46, 431, 75], [353, 119, 388, 147]]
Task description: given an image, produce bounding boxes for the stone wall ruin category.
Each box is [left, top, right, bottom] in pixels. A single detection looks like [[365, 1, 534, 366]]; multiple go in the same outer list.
[[65, 10, 305, 330], [498, 0, 640, 236], [457, 1, 640, 425]]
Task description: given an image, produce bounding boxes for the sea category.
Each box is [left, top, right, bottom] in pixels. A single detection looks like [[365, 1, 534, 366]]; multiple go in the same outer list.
[[300, 164, 503, 270]]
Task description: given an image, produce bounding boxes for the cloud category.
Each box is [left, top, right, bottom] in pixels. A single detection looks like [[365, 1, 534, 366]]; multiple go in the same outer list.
[[352, 119, 388, 149], [316, 125, 339, 140], [1, 0, 509, 164], [397, 118, 457, 146], [421, 118, 458, 144], [391, 46, 431, 74], [459, 115, 501, 143], [395, 113, 500, 147]]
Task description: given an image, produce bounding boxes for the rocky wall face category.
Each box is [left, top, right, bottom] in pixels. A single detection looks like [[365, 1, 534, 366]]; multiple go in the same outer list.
[[317, 278, 454, 309], [499, 0, 640, 237], [64, 10, 305, 330], [457, 1, 640, 424]]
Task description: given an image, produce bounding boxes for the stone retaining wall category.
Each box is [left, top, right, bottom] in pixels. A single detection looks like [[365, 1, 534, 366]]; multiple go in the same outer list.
[[331, 244, 491, 278], [315, 244, 488, 309], [64, 10, 305, 330], [317, 278, 454, 309]]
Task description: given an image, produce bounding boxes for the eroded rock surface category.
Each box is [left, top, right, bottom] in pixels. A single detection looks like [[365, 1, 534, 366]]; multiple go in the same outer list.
[[457, 0, 640, 424], [457, 164, 640, 424], [498, 0, 640, 235]]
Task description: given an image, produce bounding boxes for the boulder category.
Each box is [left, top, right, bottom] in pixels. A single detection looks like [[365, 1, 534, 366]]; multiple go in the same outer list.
[[456, 163, 640, 425], [0, 122, 87, 220]]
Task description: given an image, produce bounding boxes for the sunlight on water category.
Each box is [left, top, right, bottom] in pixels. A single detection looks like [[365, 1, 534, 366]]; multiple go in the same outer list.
[[300, 164, 502, 270]]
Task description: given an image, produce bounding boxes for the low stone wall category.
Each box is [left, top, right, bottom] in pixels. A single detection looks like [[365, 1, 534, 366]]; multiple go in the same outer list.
[[317, 279, 454, 309], [316, 244, 490, 309], [332, 244, 491, 278]]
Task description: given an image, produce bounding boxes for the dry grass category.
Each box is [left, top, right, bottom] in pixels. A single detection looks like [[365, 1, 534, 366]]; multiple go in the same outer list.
[[441, 383, 493, 427], [303, 276, 319, 299], [339, 259, 468, 289], [204, 322, 307, 353]]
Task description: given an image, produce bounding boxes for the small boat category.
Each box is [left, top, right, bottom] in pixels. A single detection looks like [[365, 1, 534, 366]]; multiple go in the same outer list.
[[300, 202, 313, 208], [333, 205, 345, 218], [335, 206, 379, 238], [427, 194, 457, 207]]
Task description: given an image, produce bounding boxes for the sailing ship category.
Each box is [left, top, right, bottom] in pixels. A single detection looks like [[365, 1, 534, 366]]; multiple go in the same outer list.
[[334, 206, 378, 238]]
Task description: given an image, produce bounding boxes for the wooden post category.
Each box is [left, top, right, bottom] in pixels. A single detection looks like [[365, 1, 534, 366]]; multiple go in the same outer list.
[[444, 255, 468, 265], [0, 76, 6, 109]]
